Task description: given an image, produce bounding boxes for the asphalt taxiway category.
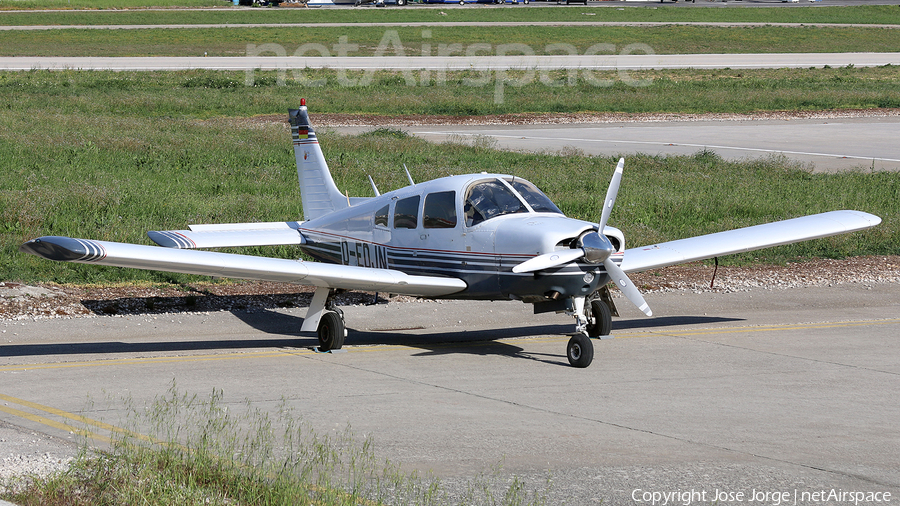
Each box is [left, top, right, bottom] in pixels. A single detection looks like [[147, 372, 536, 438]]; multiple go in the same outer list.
[[2, 282, 898, 503], [329, 114, 900, 172], [402, 116, 900, 172]]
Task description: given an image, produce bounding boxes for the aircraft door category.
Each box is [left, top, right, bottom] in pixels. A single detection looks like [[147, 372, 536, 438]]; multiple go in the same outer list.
[[392, 191, 469, 278], [389, 195, 422, 271]]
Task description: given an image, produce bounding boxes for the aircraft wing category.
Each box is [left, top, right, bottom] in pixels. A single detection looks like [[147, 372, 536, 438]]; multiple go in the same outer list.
[[148, 221, 305, 249], [620, 210, 881, 273], [19, 236, 467, 298]]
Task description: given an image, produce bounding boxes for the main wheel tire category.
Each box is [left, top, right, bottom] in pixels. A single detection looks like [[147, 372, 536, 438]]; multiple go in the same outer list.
[[317, 311, 345, 351], [567, 334, 594, 368], [397, 0, 407, 5], [586, 299, 612, 338]]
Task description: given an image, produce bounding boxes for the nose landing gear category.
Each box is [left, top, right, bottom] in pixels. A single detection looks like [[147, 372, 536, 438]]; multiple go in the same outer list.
[[566, 289, 616, 368]]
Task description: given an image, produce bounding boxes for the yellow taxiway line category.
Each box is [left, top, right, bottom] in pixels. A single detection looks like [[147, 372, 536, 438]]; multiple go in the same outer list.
[[0, 393, 125, 444], [2, 318, 898, 374]]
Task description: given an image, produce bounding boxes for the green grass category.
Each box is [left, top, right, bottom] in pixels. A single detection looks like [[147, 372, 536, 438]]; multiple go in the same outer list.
[[0, 3, 898, 24], [2, 67, 898, 117], [3, 24, 900, 56], [1, 69, 896, 284], [0, 387, 549, 505]]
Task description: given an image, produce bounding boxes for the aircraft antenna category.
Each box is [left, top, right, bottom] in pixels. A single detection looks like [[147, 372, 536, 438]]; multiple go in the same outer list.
[[403, 164, 415, 186], [368, 175, 381, 196]]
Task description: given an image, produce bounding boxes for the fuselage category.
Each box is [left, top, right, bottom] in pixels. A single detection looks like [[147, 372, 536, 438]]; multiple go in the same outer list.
[[298, 173, 624, 302]]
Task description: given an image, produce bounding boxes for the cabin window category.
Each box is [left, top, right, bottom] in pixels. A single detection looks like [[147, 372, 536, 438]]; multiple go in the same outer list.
[[464, 180, 527, 227], [423, 191, 457, 229], [507, 179, 563, 215], [374, 204, 389, 227], [394, 195, 420, 229]]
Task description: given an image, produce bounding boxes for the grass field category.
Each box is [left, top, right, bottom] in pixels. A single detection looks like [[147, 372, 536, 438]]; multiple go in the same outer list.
[[1, 3, 898, 25], [3, 67, 899, 116], [1, 69, 896, 285], [3, 24, 900, 56]]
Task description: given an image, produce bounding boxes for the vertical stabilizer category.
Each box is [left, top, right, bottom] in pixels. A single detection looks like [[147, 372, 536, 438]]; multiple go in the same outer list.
[[289, 102, 348, 221]]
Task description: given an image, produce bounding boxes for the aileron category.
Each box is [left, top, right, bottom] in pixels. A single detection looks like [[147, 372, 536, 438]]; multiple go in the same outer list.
[[621, 210, 882, 273]]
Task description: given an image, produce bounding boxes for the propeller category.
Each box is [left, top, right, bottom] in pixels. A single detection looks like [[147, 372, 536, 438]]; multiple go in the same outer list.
[[512, 158, 652, 316]]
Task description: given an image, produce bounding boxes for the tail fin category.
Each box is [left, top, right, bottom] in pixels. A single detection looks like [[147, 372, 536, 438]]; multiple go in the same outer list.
[[289, 101, 348, 221]]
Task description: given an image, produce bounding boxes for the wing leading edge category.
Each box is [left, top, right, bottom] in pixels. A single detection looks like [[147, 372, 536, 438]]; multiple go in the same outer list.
[[620, 210, 881, 273], [19, 236, 466, 298]]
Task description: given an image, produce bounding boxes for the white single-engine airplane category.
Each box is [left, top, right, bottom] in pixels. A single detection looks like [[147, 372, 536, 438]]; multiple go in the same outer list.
[[21, 100, 882, 367]]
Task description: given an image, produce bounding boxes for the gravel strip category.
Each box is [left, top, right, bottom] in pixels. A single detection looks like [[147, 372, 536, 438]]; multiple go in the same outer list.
[[2, 256, 897, 323], [238, 108, 900, 128]]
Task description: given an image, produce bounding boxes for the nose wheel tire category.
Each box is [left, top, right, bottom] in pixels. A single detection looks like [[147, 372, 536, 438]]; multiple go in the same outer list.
[[317, 311, 346, 351], [567, 333, 594, 368]]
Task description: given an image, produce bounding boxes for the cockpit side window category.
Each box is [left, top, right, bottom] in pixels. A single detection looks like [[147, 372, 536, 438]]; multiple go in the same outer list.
[[423, 191, 457, 229], [464, 180, 527, 227], [507, 179, 563, 215], [374, 204, 389, 228], [394, 195, 420, 229]]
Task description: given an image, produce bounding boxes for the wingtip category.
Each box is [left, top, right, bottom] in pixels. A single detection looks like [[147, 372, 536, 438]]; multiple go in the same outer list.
[[19, 236, 106, 262]]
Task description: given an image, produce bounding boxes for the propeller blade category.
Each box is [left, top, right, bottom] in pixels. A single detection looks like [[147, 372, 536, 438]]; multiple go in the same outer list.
[[598, 158, 625, 233], [512, 248, 585, 274], [604, 258, 652, 316]]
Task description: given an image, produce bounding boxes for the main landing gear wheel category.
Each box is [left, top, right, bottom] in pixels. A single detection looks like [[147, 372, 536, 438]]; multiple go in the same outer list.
[[585, 299, 612, 338], [317, 311, 345, 351], [567, 333, 594, 368]]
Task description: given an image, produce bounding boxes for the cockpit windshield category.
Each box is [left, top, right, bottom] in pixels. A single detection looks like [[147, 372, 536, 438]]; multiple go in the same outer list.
[[464, 178, 563, 227], [464, 180, 527, 226], [505, 178, 563, 215]]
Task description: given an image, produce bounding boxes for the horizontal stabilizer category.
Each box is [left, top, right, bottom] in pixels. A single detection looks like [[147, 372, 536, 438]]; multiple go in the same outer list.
[[621, 210, 881, 273], [148, 222, 306, 249], [20, 236, 467, 298]]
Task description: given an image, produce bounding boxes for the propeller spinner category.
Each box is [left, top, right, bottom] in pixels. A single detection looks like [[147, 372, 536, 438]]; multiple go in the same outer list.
[[512, 158, 652, 316]]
